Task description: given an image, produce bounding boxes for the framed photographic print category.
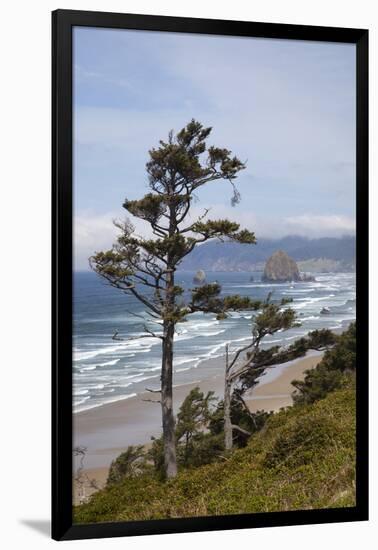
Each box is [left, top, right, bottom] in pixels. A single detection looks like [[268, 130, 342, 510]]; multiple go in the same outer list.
[[52, 9, 368, 541]]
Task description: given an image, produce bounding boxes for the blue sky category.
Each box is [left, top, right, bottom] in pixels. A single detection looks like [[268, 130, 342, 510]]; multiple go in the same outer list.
[[73, 27, 356, 270]]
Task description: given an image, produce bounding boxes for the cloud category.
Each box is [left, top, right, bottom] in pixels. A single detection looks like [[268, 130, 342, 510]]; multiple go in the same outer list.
[[74, 209, 156, 271], [282, 214, 355, 238], [74, 211, 119, 271], [184, 204, 355, 239], [74, 208, 355, 270]]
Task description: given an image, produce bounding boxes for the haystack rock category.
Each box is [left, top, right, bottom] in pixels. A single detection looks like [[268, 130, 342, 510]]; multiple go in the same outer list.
[[193, 269, 206, 285], [262, 250, 301, 283]]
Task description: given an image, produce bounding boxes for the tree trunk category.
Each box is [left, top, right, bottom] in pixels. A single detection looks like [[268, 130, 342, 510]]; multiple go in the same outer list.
[[224, 344, 233, 450], [160, 196, 179, 479], [161, 319, 178, 478]]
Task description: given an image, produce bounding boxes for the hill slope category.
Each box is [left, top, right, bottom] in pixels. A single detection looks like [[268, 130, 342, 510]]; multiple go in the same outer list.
[[74, 382, 355, 524]]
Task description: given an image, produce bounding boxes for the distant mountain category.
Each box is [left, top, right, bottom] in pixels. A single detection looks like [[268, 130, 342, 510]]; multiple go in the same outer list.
[[180, 235, 355, 272]]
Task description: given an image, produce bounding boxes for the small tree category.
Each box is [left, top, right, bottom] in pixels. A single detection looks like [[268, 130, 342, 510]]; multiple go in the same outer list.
[[222, 296, 298, 450], [107, 445, 147, 485], [90, 119, 258, 478], [148, 387, 221, 474], [176, 387, 216, 466]]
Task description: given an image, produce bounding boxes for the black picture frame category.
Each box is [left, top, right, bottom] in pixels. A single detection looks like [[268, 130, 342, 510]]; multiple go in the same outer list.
[[52, 9, 369, 541]]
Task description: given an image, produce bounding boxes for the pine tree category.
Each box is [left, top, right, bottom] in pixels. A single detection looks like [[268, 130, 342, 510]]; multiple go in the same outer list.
[[90, 119, 259, 478]]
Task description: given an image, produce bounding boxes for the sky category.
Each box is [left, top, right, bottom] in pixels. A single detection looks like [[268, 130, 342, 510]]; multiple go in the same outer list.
[[73, 27, 356, 270]]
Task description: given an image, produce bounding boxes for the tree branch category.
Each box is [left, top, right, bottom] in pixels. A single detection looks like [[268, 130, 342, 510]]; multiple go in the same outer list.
[[231, 424, 252, 437]]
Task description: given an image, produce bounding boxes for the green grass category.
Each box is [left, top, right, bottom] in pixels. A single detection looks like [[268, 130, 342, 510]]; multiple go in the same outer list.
[[74, 380, 356, 524]]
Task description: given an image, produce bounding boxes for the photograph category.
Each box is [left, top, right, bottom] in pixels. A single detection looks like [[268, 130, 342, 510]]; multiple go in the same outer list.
[[70, 23, 360, 526]]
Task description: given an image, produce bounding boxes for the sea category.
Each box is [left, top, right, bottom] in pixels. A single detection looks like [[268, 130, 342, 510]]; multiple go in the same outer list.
[[73, 271, 356, 413]]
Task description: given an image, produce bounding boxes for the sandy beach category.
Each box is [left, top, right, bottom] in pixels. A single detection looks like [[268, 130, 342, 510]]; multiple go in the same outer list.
[[73, 351, 323, 502]]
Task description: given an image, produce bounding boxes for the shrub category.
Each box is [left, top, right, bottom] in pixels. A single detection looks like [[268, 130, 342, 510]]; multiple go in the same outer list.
[[292, 322, 356, 405], [107, 445, 147, 485]]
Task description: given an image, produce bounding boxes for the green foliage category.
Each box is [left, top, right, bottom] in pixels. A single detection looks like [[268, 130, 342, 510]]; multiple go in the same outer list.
[[176, 387, 215, 441], [147, 436, 165, 480], [107, 445, 147, 486], [307, 328, 338, 350], [292, 323, 356, 406], [190, 283, 261, 319], [252, 302, 297, 338], [321, 322, 356, 372], [146, 119, 245, 200], [176, 387, 218, 467], [191, 219, 255, 244], [239, 326, 337, 391], [123, 194, 167, 224], [74, 383, 356, 523], [292, 366, 348, 406], [149, 388, 224, 473], [209, 395, 271, 447]]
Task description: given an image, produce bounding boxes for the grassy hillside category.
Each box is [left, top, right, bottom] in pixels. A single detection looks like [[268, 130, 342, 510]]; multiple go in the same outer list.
[[74, 380, 355, 524]]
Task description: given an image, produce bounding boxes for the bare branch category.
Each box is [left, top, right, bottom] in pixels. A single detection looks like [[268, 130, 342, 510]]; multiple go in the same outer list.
[[143, 324, 164, 340], [231, 424, 252, 437]]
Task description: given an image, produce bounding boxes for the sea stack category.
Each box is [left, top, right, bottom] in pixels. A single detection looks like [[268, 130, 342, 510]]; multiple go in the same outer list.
[[262, 250, 301, 283], [262, 250, 316, 283], [193, 269, 206, 285]]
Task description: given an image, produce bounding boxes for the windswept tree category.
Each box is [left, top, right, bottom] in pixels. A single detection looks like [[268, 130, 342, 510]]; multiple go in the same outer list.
[[223, 296, 298, 450], [90, 120, 259, 479], [222, 309, 338, 449]]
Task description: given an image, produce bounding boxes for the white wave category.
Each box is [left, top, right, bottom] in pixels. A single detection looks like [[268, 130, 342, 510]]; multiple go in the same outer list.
[[144, 366, 162, 373], [175, 333, 196, 342], [284, 288, 316, 294], [73, 392, 137, 413], [97, 358, 120, 367], [284, 334, 306, 341], [73, 396, 90, 406], [73, 338, 159, 362], [292, 295, 337, 310], [174, 357, 196, 367], [73, 389, 89, 396], [186, 320, 219, 330], [201, 329, 226, 337], [300, 315, 321, 321], [123, 373, 161, 385]]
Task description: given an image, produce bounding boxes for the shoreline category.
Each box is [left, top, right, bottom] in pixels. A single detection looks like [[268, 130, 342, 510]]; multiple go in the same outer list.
[[74, 351, 324, 503]]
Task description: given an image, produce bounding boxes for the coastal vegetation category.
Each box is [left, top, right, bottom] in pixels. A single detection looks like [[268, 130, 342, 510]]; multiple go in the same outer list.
[[74, 323, 356, 523]]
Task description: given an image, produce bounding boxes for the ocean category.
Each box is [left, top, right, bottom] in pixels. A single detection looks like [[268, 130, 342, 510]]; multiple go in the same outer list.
[[73, 271, 356, 413]]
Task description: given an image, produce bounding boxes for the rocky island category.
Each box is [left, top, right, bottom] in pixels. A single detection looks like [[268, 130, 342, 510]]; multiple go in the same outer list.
[[262, 250, 315, 283], [193, 269, 206, 285]]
